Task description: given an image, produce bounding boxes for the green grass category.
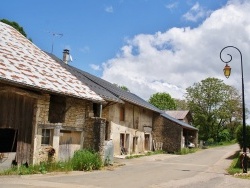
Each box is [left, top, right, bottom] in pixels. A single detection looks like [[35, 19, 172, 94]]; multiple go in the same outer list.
[[71, 149, 103, 171], [0, 161, 73, 175], [125, 150, 165, 159], [204, 140, 237, 148], [227, 150, 250, 179], [0, 149, 103, 176]]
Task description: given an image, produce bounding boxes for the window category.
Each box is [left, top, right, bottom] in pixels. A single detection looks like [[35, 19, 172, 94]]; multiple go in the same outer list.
[[48, 95, 66, 123], [0, 128, 17, 152], [41, 129, 51, 145], [120, 106, 125, 121], [93, 103, 101, 117]]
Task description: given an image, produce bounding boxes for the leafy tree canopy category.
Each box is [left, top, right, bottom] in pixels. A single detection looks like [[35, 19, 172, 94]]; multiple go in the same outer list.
[[148, 92, 176, 110], [236, 125, 250, 149], [186, 77, 243, 141], [174, 99, 189, 110], [113, 84, 130, 92]]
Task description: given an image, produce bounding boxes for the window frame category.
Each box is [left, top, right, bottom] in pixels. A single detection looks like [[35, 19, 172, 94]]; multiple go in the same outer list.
[[41, 129, 51, 145]]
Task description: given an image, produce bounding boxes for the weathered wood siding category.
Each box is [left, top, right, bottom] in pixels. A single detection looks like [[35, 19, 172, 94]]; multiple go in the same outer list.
[[0, 91, 35, 164]]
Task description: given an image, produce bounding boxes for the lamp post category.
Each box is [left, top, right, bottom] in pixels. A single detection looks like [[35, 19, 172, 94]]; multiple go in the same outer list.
[[220, 46, 247, 173]]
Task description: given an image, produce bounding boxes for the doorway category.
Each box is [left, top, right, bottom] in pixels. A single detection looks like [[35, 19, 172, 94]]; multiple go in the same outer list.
[[144, 134, 150, 151]]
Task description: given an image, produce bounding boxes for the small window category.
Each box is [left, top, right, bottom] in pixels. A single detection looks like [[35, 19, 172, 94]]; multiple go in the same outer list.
[[48, 95, 66, 123], [41, 129, 51, 145], [120, 106, 125, 121], [93, 103, 101, 117]]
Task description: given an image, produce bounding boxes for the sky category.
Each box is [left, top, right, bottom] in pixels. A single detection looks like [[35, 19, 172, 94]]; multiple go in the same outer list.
[[1, 0, 250, 116]]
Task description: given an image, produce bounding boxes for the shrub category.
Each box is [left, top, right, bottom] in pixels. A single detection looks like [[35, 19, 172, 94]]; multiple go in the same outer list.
[[207, 138, 214, 145], [236, 125, 250, 149], [71, 149, 103, 171], [218, 129, 231, 142]]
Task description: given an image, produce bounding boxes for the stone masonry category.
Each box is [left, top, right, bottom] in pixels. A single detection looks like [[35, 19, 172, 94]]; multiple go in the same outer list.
[[153, 115, 182, 153]]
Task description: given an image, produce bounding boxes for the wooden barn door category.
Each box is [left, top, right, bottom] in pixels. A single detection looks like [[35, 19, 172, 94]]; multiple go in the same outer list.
[[59, 130, 81, 161], [0, 92, 35, 165]]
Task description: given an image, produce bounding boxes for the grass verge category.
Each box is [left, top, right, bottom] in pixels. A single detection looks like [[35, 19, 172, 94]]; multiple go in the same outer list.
[[0, 149, 103, 176], [227, 150, 250, 179], [125, 150, 165, 159]]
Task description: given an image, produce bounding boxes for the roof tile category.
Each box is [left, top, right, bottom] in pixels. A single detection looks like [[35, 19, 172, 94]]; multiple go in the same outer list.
[[0, 22, 103, 102]]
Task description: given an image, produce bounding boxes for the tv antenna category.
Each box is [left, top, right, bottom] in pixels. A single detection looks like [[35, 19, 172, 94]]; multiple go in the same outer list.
[[49, 32, 63, 54]]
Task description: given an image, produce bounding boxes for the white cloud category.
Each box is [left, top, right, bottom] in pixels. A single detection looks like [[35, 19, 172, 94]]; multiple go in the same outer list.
[[101, 0, 250, 111], [182, 2, 210, 22], [165, 2, 178, 10], [105, 6, 114, 13], [90, 64, 101, 71]]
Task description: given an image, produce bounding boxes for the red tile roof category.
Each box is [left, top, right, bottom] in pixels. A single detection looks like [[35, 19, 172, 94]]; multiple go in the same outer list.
[[0, 22, 103, 102]]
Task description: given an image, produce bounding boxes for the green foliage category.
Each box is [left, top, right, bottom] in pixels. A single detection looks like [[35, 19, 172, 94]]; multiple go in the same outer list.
[[207, 138, 214, 145], [0, 161, 72, 176], [227, 151, 242, 175], [125, 150, 165, 159], [174, 99, 189, 110], [149, 92, 176, 110], [113, 84, 130, 92], [120, 86, 130, 92], [0, 149, 102, 176], [186, 77, 242, 141], [218, 129, 231, 142], [236, 125, 250, 149], [71, 149, 103, 171], [227, 151, 250, 178], [0, 19, 32, 41]]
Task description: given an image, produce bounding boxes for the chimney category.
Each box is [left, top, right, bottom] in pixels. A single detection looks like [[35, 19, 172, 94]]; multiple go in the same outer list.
[[63, 49, 70, 64]]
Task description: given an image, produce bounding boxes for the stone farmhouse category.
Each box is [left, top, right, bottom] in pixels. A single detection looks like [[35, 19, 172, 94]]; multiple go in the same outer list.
[[165, 110, 197, 148], [0, 22, 197, 169]]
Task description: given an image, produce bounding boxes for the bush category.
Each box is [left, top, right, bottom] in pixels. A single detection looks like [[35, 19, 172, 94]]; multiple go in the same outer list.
[[236, 125, 250, 149], [207, 138, 214, 145], [71, 149, 103, 171], [218, 129, 231, 142]]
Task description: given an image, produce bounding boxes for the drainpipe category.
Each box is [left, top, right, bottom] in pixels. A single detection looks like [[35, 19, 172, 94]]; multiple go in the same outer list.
[[100, 104, 102, 118]]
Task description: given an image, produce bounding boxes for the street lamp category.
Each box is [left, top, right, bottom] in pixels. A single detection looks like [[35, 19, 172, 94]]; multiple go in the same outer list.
[[220, 46, 248, 173]]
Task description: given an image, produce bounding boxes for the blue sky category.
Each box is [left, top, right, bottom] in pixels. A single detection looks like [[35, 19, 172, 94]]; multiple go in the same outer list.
[[1, 0, 227, 74], [1, 0, 250, 109]]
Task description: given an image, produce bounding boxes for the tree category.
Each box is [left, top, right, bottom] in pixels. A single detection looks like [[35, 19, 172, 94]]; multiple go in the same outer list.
[[120, 86, 130, 92], [148, 92, 176, 110], [186, 77, 242, 141], [174, 99, 189, 110], [113, 84, 130, 92], [236, 125, 250, 149], [0, 19, 32, 41]]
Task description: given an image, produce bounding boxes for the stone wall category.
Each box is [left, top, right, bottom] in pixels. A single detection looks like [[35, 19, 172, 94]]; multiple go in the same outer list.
[[102, 103, 153, 155], [152, 115, 182, 153], [33, 95, 88, 164], [64, 97, 86, 127], [83, 117, 106, 151], [103, 103, 153, 132]]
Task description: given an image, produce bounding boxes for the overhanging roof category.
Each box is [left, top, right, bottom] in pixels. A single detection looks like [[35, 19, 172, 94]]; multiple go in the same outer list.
[[0, 22, 103, 102], [161, 113, 198, 131]]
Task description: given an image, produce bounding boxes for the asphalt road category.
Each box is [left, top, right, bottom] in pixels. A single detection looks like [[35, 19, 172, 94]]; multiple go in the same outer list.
[[0, 144, 250, 188]]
